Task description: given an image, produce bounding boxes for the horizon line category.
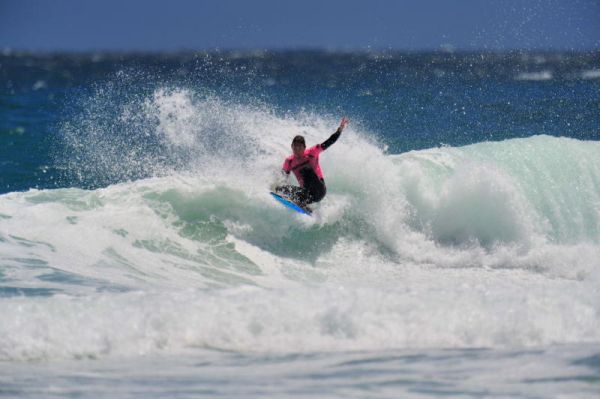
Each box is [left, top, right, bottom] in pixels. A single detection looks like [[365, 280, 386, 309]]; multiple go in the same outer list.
[[3, 46, 600, 57]]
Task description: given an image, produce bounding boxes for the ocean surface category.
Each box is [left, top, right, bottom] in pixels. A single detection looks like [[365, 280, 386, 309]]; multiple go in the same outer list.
[[1, 50, 600, 398]]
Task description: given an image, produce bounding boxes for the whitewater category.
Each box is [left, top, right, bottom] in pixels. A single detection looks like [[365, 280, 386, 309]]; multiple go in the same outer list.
[[1, 86, 600, 397]]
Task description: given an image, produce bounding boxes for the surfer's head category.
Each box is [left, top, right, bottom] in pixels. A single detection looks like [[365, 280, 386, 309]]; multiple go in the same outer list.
[[291, 135, 306, 157]]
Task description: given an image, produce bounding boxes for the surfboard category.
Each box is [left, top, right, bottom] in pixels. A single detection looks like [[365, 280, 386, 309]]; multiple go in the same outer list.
[[270, 192, 312, 215]]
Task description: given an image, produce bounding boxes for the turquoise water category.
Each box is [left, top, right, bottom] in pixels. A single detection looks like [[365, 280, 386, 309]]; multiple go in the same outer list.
[[1, 51, 600, 397]]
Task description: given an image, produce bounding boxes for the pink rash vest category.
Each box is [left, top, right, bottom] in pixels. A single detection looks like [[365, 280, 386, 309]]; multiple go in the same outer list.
[[282, 144, 325, 187]]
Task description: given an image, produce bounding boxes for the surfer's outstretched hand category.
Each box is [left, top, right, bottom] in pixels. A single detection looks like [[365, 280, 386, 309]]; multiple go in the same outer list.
[[338, 117, 349, 132]]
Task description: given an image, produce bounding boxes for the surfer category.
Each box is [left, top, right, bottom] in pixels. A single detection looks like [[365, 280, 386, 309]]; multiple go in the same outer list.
[[275, 117, 349, 210]]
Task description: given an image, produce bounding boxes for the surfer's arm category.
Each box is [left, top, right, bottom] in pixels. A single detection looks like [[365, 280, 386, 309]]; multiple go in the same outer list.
[[280, 158, 292, 182], [271, 169, 289, 190], [320, 131, 340, 150], [320, 117, 349, 150]]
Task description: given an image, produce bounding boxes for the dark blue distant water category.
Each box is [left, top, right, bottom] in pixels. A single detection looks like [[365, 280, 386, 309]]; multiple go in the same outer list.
[[1, 51, 599, 193]]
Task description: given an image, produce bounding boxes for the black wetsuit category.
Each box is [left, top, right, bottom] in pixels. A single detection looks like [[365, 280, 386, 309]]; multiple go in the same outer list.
[[275, 129, 341, 207]]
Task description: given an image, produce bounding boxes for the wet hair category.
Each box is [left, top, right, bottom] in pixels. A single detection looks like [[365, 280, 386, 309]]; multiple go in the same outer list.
[[292, 135, 306, 146]]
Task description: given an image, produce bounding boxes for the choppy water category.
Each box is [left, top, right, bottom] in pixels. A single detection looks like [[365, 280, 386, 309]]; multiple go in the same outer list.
[[1, 51, 600, 397]]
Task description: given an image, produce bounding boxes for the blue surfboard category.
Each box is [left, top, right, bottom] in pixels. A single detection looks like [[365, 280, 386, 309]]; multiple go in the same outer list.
[[270, 192, 312, 216]]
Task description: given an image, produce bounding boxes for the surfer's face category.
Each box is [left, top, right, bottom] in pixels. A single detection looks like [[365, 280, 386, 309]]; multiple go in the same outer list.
[[292, 142, 305, 157]]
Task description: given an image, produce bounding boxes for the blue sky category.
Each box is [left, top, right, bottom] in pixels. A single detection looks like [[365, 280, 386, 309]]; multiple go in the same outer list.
[[1, 0, 599, 51]]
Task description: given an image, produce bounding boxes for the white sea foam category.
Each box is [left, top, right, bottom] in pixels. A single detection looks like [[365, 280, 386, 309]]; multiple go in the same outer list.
[[0, 272, 598, 361]]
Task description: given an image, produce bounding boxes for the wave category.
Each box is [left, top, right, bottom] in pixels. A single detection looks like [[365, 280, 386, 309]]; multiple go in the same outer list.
[[1, 88, 600, 360], [6, 88, 600, 283]]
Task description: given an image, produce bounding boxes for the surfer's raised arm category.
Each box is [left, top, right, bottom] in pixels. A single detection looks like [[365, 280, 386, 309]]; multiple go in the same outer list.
[[320, 117, 349, 150]]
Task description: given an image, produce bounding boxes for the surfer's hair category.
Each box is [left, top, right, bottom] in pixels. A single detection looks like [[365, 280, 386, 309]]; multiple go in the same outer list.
[[292, 135, 306, 146]]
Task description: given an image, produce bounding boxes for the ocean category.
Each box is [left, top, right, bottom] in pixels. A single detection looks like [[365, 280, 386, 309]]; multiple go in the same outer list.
[[1, 50, 600, 398]]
